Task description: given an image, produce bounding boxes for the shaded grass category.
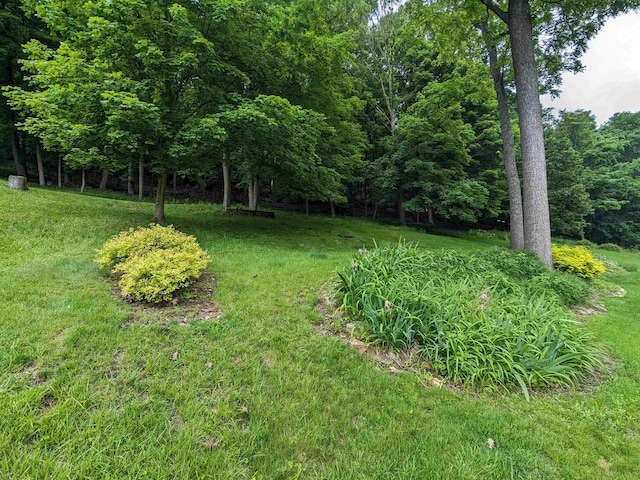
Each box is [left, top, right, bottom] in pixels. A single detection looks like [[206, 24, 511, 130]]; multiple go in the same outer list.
[[0, 186, 639, 478]]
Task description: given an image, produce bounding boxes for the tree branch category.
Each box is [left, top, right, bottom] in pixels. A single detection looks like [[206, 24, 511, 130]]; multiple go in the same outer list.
[[478, 0, 508, 24]]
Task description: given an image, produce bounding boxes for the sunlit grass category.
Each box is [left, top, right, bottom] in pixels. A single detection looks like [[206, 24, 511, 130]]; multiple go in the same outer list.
[[1, 186, 639, 479]]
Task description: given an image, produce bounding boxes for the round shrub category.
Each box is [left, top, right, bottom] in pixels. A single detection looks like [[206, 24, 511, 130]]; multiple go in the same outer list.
[[551, 244, 606, 279], [97, 225, 210, 303], [598, 243, 623, 252]]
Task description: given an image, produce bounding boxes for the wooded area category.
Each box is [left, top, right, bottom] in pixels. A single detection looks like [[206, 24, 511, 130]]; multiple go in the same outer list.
[[2, 0, 640, 255]]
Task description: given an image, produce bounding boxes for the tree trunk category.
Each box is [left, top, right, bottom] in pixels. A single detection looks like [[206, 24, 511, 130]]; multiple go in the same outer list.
[[127, 163, 135, 195], [248, 177, 258, 211], [222, 159, 231, 212], [305, 199, 310, 215], [509, 0, 552, 267], [330, 201, 336, 218], [248, 182, 254, 210], [428, 207, 434, 225], [35, 143, 46, 186], [483, 21, 525, 251], [397, 191, 406, 226], [138, 155, 145, 200], [270, 179, 276, 207], [172, 172, 177, 197], [80, 169, 86, 193], [153, 171, 168, 223], [11, 131, 27, 177], [58, 157, 63, 188], [99, 169, 109, 190], [373, 201, 378, 219], [8, 175, 28, 190]]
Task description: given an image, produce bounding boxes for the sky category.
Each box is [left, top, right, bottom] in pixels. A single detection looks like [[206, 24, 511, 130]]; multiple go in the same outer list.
[[541, 11, 640, 126]]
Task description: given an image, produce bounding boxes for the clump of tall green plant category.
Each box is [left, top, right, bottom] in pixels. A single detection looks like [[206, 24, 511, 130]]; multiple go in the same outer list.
[[97, 225, 210, 303], [336, 242, 601, 398]]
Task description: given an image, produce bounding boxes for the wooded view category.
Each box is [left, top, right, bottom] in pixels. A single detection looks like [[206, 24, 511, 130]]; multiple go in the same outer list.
[[4, 0, 640, 253], [3, 1, 640, 478]]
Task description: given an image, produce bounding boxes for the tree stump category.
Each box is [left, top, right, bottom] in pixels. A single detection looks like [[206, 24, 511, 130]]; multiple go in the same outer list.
[[7, 175, 28, 191]]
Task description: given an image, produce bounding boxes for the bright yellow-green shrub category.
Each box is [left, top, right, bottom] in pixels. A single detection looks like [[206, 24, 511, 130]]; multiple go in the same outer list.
[[551, 244, 606, 279], [96, 225, 210, 303]]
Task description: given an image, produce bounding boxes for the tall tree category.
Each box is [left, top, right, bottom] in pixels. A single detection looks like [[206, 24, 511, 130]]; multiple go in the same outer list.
[[8, 0, 248, 222], [478, 0, 551, 265], [458, 0, 640, 265]]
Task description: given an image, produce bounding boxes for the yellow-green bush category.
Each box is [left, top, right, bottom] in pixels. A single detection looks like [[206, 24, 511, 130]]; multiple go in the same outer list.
[[96, 225, 210, 303], [551, 244, 606, 279]]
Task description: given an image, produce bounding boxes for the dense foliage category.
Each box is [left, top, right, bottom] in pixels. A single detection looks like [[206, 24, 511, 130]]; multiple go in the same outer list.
[[551, 244, 606, 280], [96, 224, 210, 303], [337, 243, 599, 397], [1, 0, 640, 248]]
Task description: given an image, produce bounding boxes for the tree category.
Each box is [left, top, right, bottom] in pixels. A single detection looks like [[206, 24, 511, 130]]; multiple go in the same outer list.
[[424, 0, 639, 265], [477, 0, 551, 265], [1, 0, 54, 180], [545, 134, 592, 238], [7, 0, 251, 222]]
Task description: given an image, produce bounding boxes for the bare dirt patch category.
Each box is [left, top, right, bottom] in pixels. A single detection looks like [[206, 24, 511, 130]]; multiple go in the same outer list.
[[572, 287, 626, 320], [122, 273, 223, 326]]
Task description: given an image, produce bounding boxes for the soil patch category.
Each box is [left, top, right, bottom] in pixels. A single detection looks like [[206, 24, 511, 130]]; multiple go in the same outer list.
[[123, 273, 223, 326]]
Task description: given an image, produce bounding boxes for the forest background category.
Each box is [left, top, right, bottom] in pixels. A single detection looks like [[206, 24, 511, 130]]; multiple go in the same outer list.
[[3, 0, 640, 249]]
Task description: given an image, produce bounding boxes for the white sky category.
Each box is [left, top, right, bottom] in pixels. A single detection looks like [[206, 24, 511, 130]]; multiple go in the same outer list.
[[541, 11, 640, 126]]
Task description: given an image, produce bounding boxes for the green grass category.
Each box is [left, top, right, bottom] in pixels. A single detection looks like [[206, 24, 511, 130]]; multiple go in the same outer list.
[[1, 186, 640, 479]]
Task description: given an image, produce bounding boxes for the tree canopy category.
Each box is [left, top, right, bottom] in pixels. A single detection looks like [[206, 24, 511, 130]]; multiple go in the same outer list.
[[2, 0, 640, 251]]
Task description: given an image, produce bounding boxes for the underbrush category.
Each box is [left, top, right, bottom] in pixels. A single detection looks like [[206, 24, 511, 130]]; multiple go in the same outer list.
[[336, 242, 601, 398]]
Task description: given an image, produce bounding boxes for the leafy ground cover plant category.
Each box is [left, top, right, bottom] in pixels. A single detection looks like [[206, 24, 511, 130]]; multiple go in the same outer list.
[[96, 224, 210, 302], [552, 244, 606, 279], [599, 243, 623, 252], [337, 242, 601, 398]]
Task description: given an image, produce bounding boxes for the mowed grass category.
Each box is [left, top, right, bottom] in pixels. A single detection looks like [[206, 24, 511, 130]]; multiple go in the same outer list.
[[1, 186, 639, 479]]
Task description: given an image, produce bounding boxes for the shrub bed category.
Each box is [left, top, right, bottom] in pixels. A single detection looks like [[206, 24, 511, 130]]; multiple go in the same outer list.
[[336, 243, 600, 397], [96, 225, 210, 303]]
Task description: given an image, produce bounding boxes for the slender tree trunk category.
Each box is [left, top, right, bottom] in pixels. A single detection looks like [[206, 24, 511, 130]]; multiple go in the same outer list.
[[127, 163, 135, 195], [80, 169, 86, 193], [138, 155, 145, 201], [153, 171, 168, 223], [11, 131, 27, 177], [7, 60, 27, 178], [509, 0, 552, 267], [428, 207, 434, 225], [247, 178, 259, 210], [58, 157, 63, 188], [172, 172, 177, 197], [222, 159, 231, 212], [252, 178, 259, 210], [397, 191, 406, 226], [363, 181, 369, 217], [35, 143, 46, 186], [99, 169, 109, 190], [330, 201, 336, 218], [482, 21, 525, 251], [305, 199, 310, 215], [248, 182, 254, 210], [270, 179, 276, 207], [373, 201, 379, 219]]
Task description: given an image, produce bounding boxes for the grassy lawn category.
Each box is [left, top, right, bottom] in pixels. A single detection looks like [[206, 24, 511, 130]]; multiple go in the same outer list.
[[1, 186, 639, 479]]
